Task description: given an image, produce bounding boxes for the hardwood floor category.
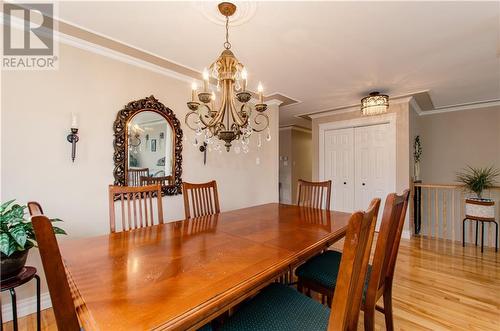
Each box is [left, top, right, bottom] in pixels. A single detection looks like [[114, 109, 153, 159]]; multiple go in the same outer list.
[[2, 236, 499, 330]]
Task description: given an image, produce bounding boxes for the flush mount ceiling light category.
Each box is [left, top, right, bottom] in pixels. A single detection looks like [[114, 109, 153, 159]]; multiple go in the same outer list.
[[361, 92, 389, 116], [186, 2, 269, 153]]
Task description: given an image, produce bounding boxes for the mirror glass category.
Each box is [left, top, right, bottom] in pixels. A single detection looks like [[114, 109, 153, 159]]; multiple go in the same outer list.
[[127, 111, 174, 187]]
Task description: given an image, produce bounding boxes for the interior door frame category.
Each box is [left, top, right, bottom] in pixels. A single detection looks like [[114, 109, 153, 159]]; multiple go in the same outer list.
[[318, 113, 397, 213]]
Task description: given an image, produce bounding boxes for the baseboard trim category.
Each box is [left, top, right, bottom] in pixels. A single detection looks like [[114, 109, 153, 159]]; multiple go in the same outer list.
[[1, 292, 52, 322]]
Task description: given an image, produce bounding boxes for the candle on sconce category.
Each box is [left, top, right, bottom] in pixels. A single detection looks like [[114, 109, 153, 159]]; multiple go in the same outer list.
[[191, 82, 198, 102], [257, 82, 264, 104], [71, 113, 79, 128], [241, 68, 248, 91], [202, 68, 209, 92]]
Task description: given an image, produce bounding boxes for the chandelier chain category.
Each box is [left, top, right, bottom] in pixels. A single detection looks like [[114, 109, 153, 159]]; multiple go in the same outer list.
[[224, 15, 231, 49]]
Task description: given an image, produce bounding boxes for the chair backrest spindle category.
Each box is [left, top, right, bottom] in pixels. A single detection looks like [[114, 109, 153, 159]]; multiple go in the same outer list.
[[108, 184, 163, 233], [297, 179, 332, 210], [127, 167, 149, 186], [182, 181, 220, 219], [140, 175, 172, 187]]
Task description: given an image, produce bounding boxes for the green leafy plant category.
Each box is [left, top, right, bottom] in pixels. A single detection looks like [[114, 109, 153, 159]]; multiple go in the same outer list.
[[413, 135, 422, 163], [456, 166, 500, 199], [0, 200, 66, 257]]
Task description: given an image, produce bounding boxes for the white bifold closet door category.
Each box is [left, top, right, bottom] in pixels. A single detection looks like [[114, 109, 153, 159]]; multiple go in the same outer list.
[[324, 128, 355, 213], [323, 123, 394, 230]]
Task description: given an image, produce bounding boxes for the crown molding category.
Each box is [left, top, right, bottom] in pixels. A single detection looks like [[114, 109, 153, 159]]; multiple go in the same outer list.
[[418, 98, 500, 116], [279, 125, 311, 133], [302, 96, 413, 120]]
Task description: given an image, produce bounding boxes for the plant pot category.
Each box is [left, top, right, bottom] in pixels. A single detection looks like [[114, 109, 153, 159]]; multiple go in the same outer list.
[[414, 162, 421, 181], [465, 198, 495, 220], [1, 249, 29, 280]]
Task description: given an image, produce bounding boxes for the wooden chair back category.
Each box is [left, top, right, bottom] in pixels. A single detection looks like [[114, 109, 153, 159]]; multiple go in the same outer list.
[[328, 198, 381, 331], [182, 180, 220, 219], [127, 167, 149, 186], [27, 201, 44, 216], [31, 216, 80, 331], [108, 184, 164, 233], [296, 179, 332, 210], [140, 175, 172, 186], [366, 190, 410, 303]]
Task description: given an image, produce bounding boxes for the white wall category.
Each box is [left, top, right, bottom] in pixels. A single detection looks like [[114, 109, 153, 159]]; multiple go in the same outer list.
[[0, 42, 279, 318]]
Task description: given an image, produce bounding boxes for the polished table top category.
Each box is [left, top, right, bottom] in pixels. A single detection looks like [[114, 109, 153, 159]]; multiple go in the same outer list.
[[61, 203, 350, 330]]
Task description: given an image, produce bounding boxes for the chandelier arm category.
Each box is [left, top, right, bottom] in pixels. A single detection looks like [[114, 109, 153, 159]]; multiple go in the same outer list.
[[251, 113, 270, 132], [229, 98, 246, 127], [198, 104, 219, 128], [207, 93, 227, 128], [185, 111, 205, 131], [239, 104, 250, 127]]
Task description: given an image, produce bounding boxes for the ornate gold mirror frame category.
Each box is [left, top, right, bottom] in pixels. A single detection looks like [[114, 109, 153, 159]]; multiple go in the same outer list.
[[113, 95, 183, 196]]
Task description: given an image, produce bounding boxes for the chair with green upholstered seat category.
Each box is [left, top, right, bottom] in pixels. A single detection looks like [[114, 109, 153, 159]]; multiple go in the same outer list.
[[296, 190, 410, 331], [220, 198, 380, 331]]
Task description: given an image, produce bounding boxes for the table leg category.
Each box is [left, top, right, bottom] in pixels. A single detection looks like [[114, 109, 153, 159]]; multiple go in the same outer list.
[[35, 275, 41, 331], [9, 288, 18, 331], [481, 221, 484, 253], [0, 294, 3, 331], [475, 221, 478, 246]]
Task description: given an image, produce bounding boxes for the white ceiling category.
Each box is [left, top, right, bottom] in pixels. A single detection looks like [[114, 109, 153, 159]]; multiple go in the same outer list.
[[58, 1, 500, 126]]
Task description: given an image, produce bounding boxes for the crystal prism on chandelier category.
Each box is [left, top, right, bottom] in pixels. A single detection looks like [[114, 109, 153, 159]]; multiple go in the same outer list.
[[185, 2, 270, 153]]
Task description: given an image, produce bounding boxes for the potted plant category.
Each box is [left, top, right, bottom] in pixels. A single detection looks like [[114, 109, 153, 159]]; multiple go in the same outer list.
[[413, 135, 422, 181], [0, 200, 66, 279], [457, 166, 499, 219]]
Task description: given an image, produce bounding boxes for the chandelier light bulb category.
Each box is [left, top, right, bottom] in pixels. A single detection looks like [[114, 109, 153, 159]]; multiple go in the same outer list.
[[258, 82, 264, 104], [202, 68, 209, 92], [191, 82, 198, 101], [241, 68, 248, 80]]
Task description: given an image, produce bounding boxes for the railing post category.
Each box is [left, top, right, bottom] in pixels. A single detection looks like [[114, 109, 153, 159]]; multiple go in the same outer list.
[[413, 180, 422, 235]]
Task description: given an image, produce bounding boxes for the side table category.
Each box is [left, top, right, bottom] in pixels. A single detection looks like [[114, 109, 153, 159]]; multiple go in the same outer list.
[[0, 267, 40, 331]]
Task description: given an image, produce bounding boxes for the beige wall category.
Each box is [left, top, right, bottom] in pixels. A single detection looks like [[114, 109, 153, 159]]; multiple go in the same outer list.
[[279, 128, 312, 204], [279, 129, 292, 203], [291, 129, 312, 203], [418, 106, 500, 183], [1, 42, 279, 315]]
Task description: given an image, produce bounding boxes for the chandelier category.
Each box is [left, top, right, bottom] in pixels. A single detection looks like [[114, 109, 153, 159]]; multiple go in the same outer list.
[[361, 92, 389, 116], [186, 2, 269, 153]]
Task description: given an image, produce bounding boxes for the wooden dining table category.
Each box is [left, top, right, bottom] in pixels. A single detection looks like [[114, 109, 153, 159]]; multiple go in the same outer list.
[[61, 203, 351, 330]]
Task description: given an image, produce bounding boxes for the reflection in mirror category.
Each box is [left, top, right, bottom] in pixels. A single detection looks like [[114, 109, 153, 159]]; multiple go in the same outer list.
[[127, 111, 174, 186]]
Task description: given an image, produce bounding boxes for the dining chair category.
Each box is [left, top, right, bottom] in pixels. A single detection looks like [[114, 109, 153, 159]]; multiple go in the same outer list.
[[127, 167, 149, 186], [27, 201, 44, 216], [108, 184, 164, 233], [296, 190, 410, 331], [182, 180, 220, 219], [140, 175, 172, 186], [219, 198, 381, 331], [297, 179, 332, 210], [31, 215, 81, 331]]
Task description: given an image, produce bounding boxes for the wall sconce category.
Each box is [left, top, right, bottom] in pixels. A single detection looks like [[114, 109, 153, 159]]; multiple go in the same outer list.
[[67, 113, 79, 162]]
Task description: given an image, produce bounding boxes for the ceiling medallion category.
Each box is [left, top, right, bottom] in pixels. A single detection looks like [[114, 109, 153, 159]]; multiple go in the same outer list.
[[186, 2, 270, 153], [361, 92, 389, 116], [193, 1, 257, 27]]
